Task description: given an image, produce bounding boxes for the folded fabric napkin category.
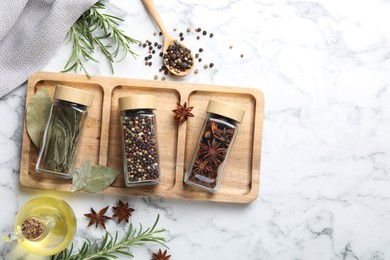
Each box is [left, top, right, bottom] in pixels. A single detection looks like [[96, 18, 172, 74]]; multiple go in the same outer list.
[[0, 0, 97, 98]]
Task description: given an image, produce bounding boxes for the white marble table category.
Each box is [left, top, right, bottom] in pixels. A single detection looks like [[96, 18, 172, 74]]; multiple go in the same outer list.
[[1, 0, 390, 259]]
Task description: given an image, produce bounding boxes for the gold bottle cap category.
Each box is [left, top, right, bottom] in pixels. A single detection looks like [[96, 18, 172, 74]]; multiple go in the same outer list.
[[119, 95, 156, 111], [54, 85, 94, 107], [206, 100, 245, 123]]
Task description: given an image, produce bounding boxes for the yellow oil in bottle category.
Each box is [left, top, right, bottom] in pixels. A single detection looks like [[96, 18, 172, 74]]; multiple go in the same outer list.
[[14, 196, 76, 256]]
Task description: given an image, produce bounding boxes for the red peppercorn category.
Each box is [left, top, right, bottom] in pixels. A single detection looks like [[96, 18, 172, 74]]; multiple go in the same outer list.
[[196, 36, 200, 40]]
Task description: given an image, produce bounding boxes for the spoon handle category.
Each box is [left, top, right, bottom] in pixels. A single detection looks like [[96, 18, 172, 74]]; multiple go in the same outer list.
[[142, 0, 169, 37]]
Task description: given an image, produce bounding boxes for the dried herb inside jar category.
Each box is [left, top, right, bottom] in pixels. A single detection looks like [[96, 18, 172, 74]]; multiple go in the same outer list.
[[36, 85, 94, 177]]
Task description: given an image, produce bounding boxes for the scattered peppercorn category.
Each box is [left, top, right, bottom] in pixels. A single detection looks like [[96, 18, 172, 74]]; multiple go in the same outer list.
[[240, 54, 244, 58], [158, 44, 162, 49], [149, 46, 153, 50], [154, 42, 158, 47], [173, 28, 177, 32], [197, 28, 201, 32], [196, 36, 200, 40], [195, 53, 199, 59], [148, 55, 152, 59], [148, 42, 152, 46], [210, 63, 214, 68], [204, 64, 209, 69], [161, 76, 166, 81], [154, 75, 158, 80], [210, 33, 214, 38], [142, 43, 147, 48], [187, 27, 191, 33], [159, 31, 162, 36], [194, 69, 199, 74], [180, 37, 184, 41], [153, 32, 157, 36], [198, 58, 202, 62], [179, 32, 183, 37], [148, 62, 152, 66], [152, 50, 156, 54], [202, 30, 207, 36], [159, 52, 163, 57], [199, 48, 203, 52]]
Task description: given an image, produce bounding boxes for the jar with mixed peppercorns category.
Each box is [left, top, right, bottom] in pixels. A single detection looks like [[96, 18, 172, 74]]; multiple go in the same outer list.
[[119, 95, 160, 186], [184, 100, 245, 193]]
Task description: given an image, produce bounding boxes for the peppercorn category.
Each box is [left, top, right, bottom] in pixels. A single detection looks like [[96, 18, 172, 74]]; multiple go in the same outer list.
[[179, 32, 183, 37], [240, 54, 244, 58], [196, 36, 200, 40], [142, 43, 147, 48], [210, 63, 214, 68], [180, 37, 184, 41], [199, 48, 203, 52], [154, 42, 158, 47], [198, 58, 202, 62], [210, 33, 214, 38], [202, 30, 207, 36], [152, 50, 156, 54], [195, 53, 199, 59], [204, 64, 208, 69], [187, 27, 191, 33], [149, 46, 153, 50], [194, 69, 199, 74]]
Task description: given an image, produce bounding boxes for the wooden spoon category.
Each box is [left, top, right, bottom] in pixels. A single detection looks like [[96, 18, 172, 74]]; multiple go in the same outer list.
[[142, 0, 194, 76]]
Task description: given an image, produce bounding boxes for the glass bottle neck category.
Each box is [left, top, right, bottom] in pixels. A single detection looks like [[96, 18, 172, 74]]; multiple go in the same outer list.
[[208, 113, 238, 126]]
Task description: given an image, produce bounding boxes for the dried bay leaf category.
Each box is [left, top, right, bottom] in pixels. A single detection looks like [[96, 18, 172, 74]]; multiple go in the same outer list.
[[26, 88, 52, 148], [82, 165, 118, 193], [71, 160, 91, 192]]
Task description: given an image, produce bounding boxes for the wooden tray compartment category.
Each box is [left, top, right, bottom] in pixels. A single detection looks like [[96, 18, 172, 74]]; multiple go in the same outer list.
[[20, 72, 264, 203]]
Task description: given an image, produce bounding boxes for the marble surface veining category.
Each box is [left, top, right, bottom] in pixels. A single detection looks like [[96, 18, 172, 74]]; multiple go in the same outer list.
[[1, 0, 390, 259]]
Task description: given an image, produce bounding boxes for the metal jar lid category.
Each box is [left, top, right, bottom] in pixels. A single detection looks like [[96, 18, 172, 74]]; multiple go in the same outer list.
[[54, 85, 94, 107], [206, 99, 245, 123], [118, 95, 156, 111]]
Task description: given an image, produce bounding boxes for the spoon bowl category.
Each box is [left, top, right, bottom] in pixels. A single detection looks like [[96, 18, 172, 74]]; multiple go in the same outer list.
[[142, 0, 194, 76]]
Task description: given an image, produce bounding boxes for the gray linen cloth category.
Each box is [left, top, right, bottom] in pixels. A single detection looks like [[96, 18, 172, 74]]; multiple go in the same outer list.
[[0, 0, 97, 98]]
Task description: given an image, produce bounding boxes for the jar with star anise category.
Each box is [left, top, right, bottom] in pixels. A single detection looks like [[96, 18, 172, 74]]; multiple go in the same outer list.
[[184, 100, 245, 192], [119, 95, 160, 186]]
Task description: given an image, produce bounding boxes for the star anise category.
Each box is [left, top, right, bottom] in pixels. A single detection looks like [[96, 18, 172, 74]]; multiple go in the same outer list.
[[192, 158, 213, 176], [84, 206, 112, 230], [214, 127, 234, 146], [112, 200, 135, 223], [172, 102, 194, 124], [151, 249, 171, 260], [199, 139, 226, 166]]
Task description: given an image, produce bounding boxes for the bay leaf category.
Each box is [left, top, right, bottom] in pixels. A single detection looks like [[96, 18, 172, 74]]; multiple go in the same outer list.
[[82, 165, 118, 193], [26, 88, 52, 148], [71, 160, 91, 192]]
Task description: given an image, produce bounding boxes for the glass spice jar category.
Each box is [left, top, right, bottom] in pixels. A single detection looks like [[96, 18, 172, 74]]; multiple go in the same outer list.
[[36, 85, 94, 178], [184, 100, 245, 193], [119, 95, 160, 186]]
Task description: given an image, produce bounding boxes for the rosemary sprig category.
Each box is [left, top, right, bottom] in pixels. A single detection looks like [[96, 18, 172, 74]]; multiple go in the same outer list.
[[51, 215, 167, 260], [63, 2, 140, 78]]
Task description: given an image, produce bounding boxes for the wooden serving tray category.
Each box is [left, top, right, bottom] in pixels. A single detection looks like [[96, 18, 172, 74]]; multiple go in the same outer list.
[[20, 72, 264, 203]]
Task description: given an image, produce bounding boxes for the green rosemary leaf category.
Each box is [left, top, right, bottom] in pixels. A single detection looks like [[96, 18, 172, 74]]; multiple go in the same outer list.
[[26, 89, 52, 148], [51, 215, 167, 260], [63, 2, 139, 77]]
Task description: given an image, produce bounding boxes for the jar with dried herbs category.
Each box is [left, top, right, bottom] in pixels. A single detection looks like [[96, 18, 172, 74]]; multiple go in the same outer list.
[[36, 85, 93, 178], [119, 95, 160, 186], [184, 100, 245, 193]]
